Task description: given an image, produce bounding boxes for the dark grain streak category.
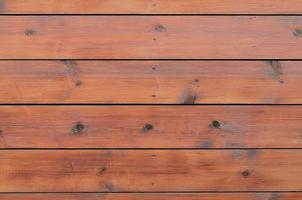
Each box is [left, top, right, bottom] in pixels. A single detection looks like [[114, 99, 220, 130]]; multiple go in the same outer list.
[[293, 28, 302, 37], [62, 60, 83, 86], [232, 150, 244, 160], [0, 129, 8, 147], [247, 149, 258, 160], [269, 193, 282, 200], [268, 60, 284, 83], [97, 164, 108, 176], [183, 94, 197, 104], [0, 0, 5, 12], [199, 141, 213, 148], [104, 182, 117, 192], [270, 61, 283, 76], [24, 29, 36, 36]]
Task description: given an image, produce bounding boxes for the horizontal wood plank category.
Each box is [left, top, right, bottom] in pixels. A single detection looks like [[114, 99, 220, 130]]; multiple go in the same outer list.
[[1, 16, 302, 59], [1, 0, 302, 14], [1, 106, 302, 148], [0, 61, 301, 104], [0, 193, 301, 200], [1, 150, 302, 192]]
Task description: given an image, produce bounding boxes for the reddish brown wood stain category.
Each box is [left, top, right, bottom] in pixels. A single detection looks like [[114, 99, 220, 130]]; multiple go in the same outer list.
[[1, 16, 302, 59], [1, 0, 302, 14], [0, 106, 302, 148], [1, 150, 302, 192], [0, 61, 301, 103], [0, 193, 300, 200], [0, 1, 302, 199]]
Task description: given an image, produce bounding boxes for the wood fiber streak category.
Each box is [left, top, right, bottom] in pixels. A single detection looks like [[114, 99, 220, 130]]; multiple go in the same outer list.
[[1, 150, 302, 192], [1, 0, 302, 14], [0, 16, 302, 59], [0, 106, 302, 148], [0, 193, 301, 200], [0, 61, 300, 104]]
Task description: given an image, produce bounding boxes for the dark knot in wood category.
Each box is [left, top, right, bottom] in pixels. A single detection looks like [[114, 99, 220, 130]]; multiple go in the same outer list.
[[24, 29, 36, 36], [211, 120, 221, 129], [143, 123, 154, 133], [154, 24, 166, 32], [71, 122, 85, 135]]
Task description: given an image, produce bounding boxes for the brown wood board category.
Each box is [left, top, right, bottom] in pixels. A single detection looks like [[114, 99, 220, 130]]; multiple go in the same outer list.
[[1, 0, 302, 14], [1, 16, 302, 59], [1, 106, 302, 148], [0, 61, 299, 104]]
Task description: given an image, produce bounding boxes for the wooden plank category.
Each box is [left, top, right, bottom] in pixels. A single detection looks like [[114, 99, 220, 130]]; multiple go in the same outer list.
[[0, 193, 301, 200], [1, 16, 302, 59], [0, 61, 301, 104], [1, 150, 302, 192], [1, 106, 302, 148], [1, 0, 302, 14]]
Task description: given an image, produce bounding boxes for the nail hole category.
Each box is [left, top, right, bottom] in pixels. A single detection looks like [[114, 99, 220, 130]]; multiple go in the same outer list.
[[212, 120, 221, 129], [242, 170, 251, 178], [71, 122, 85, 135]]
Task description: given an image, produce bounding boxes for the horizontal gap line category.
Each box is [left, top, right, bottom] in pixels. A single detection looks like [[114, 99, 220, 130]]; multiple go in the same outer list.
[[1, 59, 302, 61], [1, 148, 302, 150], [1, 14, 302, 16], [0, 191, 302, 194], [1, 104, 302, 106]]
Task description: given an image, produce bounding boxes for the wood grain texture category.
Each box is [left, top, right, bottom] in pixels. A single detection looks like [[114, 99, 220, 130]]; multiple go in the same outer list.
[[1, 150, 302, 192], [1, 106, 302, 148], [0, 61, 301, 104], [0, 193, 301, 200], [1, 16, 302, 59], [1, 0, 302, 14]]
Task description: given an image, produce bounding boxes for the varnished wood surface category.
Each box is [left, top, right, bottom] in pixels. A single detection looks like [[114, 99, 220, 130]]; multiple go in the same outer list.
[[0, 61, 300, 104], [1, 150, 302, 192], [1, 0, 302, 197], [1, 16, 302, 59], [0, 193, 301, 200], [1, 106, 302, 148], [1, 0, 302, 14]]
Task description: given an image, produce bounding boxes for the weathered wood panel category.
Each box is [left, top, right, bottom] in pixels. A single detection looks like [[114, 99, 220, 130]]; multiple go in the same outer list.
[[1, 106, 302, 148], [1, 0, 302, 14], [0, 193, 300, 200], [1, 150, 302, 192], [0, 61, 300, 104], [1, 16, 302, 59]]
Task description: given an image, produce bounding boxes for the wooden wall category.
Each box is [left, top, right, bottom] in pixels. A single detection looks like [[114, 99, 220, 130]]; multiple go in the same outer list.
[[0, 1, 302, 199]]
